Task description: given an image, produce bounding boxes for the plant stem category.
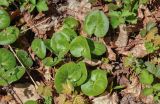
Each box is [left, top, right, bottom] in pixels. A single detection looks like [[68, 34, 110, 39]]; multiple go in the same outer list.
[[8, 45, 38, 88]]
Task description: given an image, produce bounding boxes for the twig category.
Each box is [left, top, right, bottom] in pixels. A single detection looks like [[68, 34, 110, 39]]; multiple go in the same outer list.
[[8, 45, 38, 88], [20, 17, 50, 34]]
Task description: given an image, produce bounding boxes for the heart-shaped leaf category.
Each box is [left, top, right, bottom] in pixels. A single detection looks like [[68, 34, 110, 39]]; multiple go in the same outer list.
[[87, 39, 106, 56], [84, 10, 109, 37], [70, 36, 91, 59], [16, 49, 33, 68], [81, 69, 108, 96], [55, 62, 87, 93], [0, 48, 16, 69], [31, 38, 46, 59], [50, 32, 70, 56], [0, 9, 10, 29], [0, 66, 25, 86], [0, 26, 19, 45]]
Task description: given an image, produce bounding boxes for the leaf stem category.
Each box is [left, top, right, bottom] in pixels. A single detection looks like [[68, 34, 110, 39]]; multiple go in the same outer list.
[[8, 45, 38, 88]]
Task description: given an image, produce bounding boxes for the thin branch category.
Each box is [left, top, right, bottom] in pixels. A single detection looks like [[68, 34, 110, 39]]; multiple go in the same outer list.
[[8, 45, 38, 88], [20, 17, 50, 34]]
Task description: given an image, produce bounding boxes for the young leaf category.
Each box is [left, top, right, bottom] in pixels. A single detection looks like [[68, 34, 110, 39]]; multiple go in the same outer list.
[[31, 38, 46, 59], [16, 49, 33, 68], [0, 9, 10, 29], [81, 69, 108, 96], [54, 62, 87, 93], [63, 16, 79, 29], [0, 48, 16, 69], [139, 70, 154, 85], [36, 0, 48, 12], [84, 10, 109, 37], [70, 36, 91, 59], [142, 88, 153, 96], [0, 66, 25, 86], [91, 41, 106, 56], [42, 57, 54, 67], [0, 26, 19, 45]]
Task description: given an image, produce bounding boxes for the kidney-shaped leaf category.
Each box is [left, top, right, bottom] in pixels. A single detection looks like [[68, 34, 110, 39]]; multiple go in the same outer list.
[[0, 9, 10, 29], [84, 10, 109, 37], [0, 48, 16, 69], [81, 69, 108, 96], [55, 62, 87, 93], [16, 49, 33, 68], [63, 16, 79, 29], [31, 38, 46, 59], [0, 66, 25, 86], [0, 26, 19, 45], [70, 36, 91, 59]]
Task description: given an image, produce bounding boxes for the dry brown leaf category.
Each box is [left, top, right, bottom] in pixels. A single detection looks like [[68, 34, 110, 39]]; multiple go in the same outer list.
[[106, 46, 116, 61], [92, 93, 119, 104], [122, 76, 141, 98], [145, 27, 158, 42], [153, 35, 160, 46], [10, 83, 40, 104], [115, 24, 128, 48], [84, 59, 102, 66]]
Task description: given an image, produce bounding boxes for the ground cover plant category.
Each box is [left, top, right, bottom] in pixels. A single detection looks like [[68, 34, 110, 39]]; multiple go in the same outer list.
[[0, 0, 160, 104]]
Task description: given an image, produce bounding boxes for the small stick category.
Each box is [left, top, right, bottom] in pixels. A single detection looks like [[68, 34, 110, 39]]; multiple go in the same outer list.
[[8, 45, 38, 88], [20, 17, 50, 34]]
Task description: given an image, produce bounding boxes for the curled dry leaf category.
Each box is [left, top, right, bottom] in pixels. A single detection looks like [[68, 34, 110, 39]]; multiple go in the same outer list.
[[92, 93, 119, 104], [115, 24, 128, 48], [84, 59, 102, 66]]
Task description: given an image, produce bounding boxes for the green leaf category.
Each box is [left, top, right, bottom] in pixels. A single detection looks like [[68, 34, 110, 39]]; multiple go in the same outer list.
[[153, 83, 160, 92], [70, 36, 91, 59], [36, 0, 48, 12], [24, 100, 37, 104], [29, 0, 36, 4], [91, 41, 106, 56], [142, 88, 153, 96], [84, 10, 109, 37], [0, 9, 10, 29], [63, 16, 79, 29], [0, 66, 25, 86], [44, 96, 52, 104], [145, 62, 157, 75], [0, 26, 19, 45], [55, 62, 87, 93], [44, 39, 54, 52], [42, 57, 54, 67], [0, 0, 9, 6], [0, 48, 16, 69], [146, 21, 156, 32], [139, 70, 154, 85], [31, 38, 46, 59], [50, 32, 70, 56], [16, 50, 33, 68], [81, 69, 108, 96], [145, 42, 158, 53]]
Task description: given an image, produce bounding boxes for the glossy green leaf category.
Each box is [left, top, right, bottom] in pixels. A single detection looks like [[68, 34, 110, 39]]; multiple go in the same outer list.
[[63, 16, 79, 29], [84, 10, 109, 37], [16, 49, 33, 68], [92, 41, 106, 56], [70, 36, 91, 59], [36, 0, 48, 12], [55, 62, 87, 93], [50, 32, 70, 56], [0, 9, 10, 29], [142, 88, 153, 96], [139, 70, 153, 85], [0, 66, 25, 86], [0, 26, 19, 45], [31, 38, 46, 59], [0, 48, 16, 69], [42, 57, 54, 67], [81, 69, 108, 96]]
